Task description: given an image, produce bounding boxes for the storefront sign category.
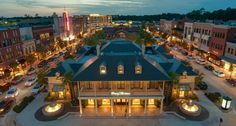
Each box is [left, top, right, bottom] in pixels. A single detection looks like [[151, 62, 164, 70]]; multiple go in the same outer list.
[[111, 92, 131, 96]]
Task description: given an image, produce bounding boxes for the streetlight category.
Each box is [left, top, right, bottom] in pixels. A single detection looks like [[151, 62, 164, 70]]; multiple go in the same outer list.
[[221, 96, 232, 110]]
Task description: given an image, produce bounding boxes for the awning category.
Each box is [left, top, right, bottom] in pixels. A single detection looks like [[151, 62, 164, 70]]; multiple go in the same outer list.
[[53, 85, 65, 92], [179, 85, 190, 91], [221, 56, 236, 64]]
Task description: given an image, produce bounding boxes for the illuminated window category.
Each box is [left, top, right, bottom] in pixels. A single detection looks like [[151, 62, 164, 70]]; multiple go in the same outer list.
[[117, 65, 124, 74], [135, 64, 142, 74], [100, 64, 106, 74]]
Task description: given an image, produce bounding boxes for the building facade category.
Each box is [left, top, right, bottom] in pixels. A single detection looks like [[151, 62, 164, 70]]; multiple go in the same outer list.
[[32, 25, 54, 47], [192, 23, 213, 53], [19, 27, 36, 56], [0, 27, 23, 69]]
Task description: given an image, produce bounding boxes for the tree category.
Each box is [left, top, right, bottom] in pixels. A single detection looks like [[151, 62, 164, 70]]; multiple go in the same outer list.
[[164, 72, 179, 105], [48, 44, 56, 53], [37, 71, 47, 84], [9, 62, 18, 77], [25, 54, 36, 66], [229, 63, 234, 79], [63, 72, 75, 101], [63, 52, 75, 60], [36, 45, 47, 59]]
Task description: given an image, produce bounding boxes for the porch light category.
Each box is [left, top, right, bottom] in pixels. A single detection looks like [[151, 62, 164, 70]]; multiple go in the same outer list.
[[221, 96, 232, 110]]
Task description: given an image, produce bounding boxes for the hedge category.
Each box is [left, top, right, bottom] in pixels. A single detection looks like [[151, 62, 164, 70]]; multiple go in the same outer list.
[[13, 95, 35, 113]]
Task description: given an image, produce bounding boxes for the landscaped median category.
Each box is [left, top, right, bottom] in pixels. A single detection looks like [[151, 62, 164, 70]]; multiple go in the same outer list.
[[13, 95, 35, 113]]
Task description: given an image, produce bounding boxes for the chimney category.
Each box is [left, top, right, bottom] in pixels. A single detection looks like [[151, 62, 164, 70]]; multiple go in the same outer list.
[[141, 44, 145, 55], [96, 44, 100, 56]]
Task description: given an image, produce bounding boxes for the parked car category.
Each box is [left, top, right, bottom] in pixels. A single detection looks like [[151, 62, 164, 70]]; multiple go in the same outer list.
[[213, 70, 225, 78], [181, 50, 188, 56], [54, 53, 60, 58], [204, 65, 214, 71], [197, 81, 208, 90], [195, 58, 206, 65], [27, 67, 36, 75], [0, 99, 14, 114], [226, 79, 236, 86], [38, 60, 47, 68], [32, 83, 45, 94], [5, 87, 19, 99], [47, 57, 55, 63], [0, 83, 11, 95], [186, 55, 193, 60], [11, 75, 24, 85], [25, 76, 37, 87]]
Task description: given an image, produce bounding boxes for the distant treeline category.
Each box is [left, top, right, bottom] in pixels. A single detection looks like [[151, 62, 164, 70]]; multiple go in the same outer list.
[[113, 8, 236, 21]]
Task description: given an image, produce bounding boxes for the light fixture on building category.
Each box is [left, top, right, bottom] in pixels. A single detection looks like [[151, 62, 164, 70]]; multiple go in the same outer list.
[[221, 96, 232, 110]]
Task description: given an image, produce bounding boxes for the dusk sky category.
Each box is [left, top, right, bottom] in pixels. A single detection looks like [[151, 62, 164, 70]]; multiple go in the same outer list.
[[0, 0, 236, 17]]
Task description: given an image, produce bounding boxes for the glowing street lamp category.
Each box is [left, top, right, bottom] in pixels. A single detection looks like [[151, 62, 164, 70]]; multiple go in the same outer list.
[[221, 96, 232, 110]]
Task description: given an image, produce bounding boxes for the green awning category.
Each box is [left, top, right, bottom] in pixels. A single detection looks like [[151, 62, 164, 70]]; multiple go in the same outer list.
[[53, 85, 65, 92]]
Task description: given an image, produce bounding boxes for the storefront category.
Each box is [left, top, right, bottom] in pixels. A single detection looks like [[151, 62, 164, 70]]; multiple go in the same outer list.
[[221, 56, 236, 78], [208, 54, 223, 67]]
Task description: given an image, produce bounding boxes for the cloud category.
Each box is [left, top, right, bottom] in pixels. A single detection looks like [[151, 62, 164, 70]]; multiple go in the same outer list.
[[0, 0, 235, 16]]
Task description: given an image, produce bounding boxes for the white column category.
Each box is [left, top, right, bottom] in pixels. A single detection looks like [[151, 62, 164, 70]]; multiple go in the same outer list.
[[111, 99, 114, 116], [144, 99, 147, 115], [95, 99, 98, 115], [79, 99, 82, 116], [128, 99, 131, 116], [160, 98, 164, 114], [162, 81, 165, 95]]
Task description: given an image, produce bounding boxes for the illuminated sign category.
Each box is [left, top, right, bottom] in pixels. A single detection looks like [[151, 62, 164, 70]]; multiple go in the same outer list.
[[111, 92, 131, 96]]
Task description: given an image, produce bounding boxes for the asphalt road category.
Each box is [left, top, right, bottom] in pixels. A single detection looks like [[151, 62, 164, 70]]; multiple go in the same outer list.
[[171, 48, 236, 111]]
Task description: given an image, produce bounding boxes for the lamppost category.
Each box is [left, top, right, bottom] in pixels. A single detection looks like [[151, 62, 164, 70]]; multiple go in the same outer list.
[[221, 96, 232, 110]]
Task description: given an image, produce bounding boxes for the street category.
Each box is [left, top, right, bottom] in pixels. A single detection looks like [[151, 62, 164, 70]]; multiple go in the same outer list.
[[171, 48, 236, 111]]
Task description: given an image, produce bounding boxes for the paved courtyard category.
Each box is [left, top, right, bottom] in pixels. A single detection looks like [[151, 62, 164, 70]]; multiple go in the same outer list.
[[0, 91, 229, 126]]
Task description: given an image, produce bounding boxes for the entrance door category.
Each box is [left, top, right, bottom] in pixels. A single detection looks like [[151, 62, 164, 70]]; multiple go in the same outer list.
[[114, 99, 128, 105], [179, 90, 185, 98]]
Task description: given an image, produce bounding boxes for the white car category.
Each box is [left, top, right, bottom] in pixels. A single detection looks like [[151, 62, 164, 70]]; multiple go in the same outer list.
[[25, 76, 37, 87], [213, 70, 225, 78], [5, 87, 19, 99], [195, 58, 206, 65], [32, 84, 45, 94]]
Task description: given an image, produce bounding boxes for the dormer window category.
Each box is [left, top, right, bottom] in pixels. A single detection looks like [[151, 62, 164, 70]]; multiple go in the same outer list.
[[135, 64, 142, 74], [100, 64, 106, 74], [117, 64, 124, 74]]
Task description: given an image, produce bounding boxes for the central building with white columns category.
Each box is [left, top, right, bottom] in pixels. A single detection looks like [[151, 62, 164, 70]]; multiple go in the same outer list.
[[47, 39, 197, 116], [72, 39, 170, 116]]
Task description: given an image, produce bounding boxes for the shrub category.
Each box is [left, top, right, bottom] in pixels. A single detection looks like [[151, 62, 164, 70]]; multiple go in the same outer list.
[[44, 93, 55, 102], [154, 99, 161, 107], [71, 99, 79, 106], [205, 92, 222, 103], [81, 100, 88, 107], [13, 95, 35, 113]]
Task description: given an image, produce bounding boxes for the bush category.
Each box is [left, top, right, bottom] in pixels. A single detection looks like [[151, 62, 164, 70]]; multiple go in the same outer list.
[[205, 92, 222, 103], [44, 93, 55, 102], [188, 93, 199, 101], [154, 99, 161, 107], [81, 100, 88, 107], [13, 95, 35, 113], [71, 99, 79, 106]]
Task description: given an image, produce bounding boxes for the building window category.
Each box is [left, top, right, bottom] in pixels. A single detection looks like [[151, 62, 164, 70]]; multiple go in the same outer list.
[[100, 64, 106, 74], [135, 64, 142, 74], [117, 64, 124, 74]]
